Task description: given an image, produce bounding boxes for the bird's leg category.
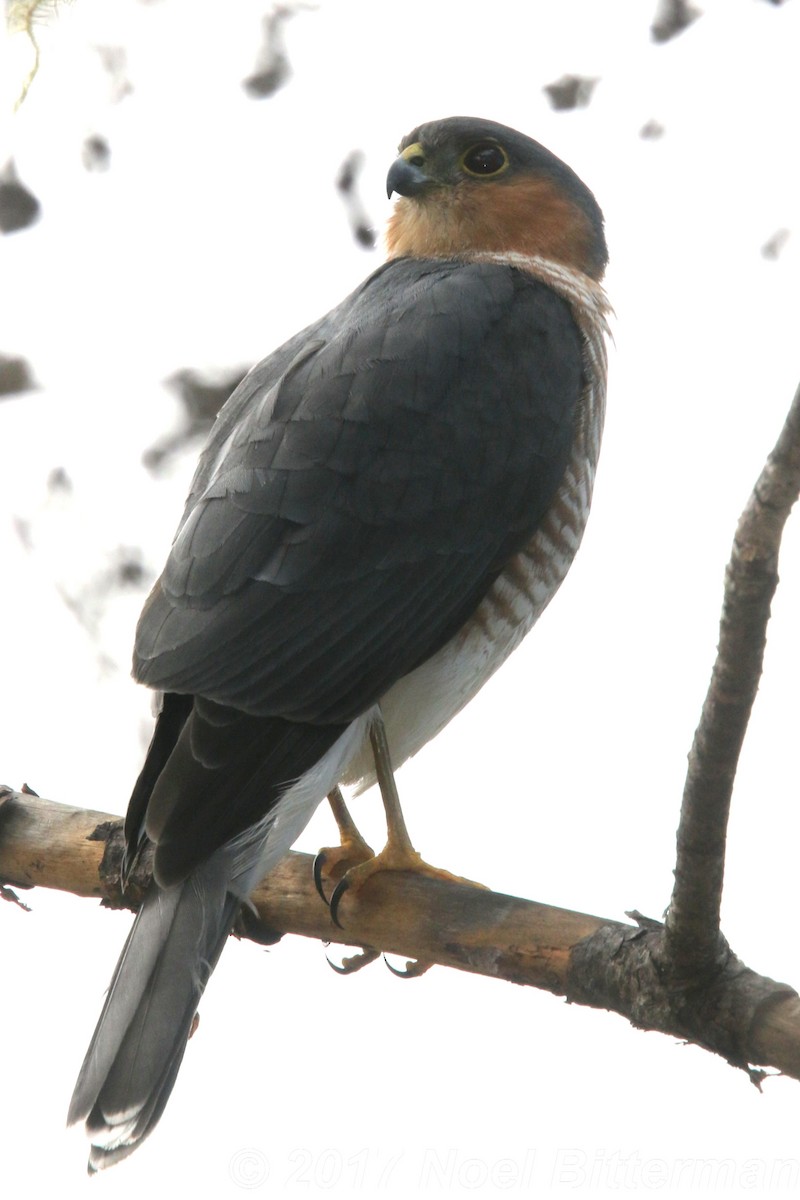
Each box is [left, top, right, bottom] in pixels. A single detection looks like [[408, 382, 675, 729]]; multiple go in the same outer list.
[[328, 786, 374, 856], [328, 709, 484, 928], [313, 786, 375, 902], [313, 787, 382, 974], [365, 713, 417, 861]]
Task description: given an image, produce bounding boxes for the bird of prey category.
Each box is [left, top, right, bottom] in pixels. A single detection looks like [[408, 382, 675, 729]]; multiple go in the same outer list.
[[69, 116, 610, 1170]]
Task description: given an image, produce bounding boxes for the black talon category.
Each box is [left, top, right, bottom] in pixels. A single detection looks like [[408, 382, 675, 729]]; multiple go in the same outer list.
[[313, 851, 330, 903], [326, 947, 380, 974], [384, 955, 432, 979], [328, 877, 350, 929]]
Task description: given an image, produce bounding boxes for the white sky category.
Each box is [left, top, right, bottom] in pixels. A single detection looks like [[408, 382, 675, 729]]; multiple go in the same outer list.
[[1, 0, 800, 1195]]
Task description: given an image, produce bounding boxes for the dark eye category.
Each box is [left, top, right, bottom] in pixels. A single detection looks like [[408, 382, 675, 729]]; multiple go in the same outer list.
[[461, 142, 509, 177]]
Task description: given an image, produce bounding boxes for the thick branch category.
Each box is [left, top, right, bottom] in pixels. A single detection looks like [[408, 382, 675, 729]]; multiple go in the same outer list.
[[666, 382, 800, 971], [2, 786, 799, 1083]]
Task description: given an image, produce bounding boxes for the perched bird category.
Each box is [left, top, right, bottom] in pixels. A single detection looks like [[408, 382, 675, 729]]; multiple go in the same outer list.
[[69, 116, 610, 1170]]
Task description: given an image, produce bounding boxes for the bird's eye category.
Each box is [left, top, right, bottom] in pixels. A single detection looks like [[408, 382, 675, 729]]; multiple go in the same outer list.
[[461, 142, 509, 177]]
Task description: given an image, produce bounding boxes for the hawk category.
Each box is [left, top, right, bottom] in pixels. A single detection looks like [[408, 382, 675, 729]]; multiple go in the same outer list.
[[69, 116, 610, 1170]]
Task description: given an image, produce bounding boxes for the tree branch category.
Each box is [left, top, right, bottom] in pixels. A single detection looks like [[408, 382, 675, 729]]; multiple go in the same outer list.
[[665, 382, 800, 972], [1, 786, 799, 1083]]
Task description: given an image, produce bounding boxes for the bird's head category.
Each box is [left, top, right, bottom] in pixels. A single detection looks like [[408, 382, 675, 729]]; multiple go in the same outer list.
[[385, 116, 607, 281]]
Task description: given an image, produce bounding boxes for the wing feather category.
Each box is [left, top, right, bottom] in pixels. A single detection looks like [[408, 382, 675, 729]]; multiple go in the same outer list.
[[135, 258, 584, 724]]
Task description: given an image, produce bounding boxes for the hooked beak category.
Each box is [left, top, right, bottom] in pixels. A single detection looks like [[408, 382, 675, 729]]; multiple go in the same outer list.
[[386, 143, 432, 199]]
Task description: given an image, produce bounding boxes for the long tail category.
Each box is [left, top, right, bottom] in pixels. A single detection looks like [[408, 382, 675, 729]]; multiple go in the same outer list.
[[67, 852, 239, 1172]]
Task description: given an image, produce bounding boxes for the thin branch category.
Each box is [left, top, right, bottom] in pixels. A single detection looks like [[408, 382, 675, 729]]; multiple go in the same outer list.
[[2, 787, 799, 1083], [666, 382, 800, 971]]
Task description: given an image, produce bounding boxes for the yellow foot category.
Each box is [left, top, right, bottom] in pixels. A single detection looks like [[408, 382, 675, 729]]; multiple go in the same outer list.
[[328, 843, 486, 929], [313, 831, 375, 904]]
